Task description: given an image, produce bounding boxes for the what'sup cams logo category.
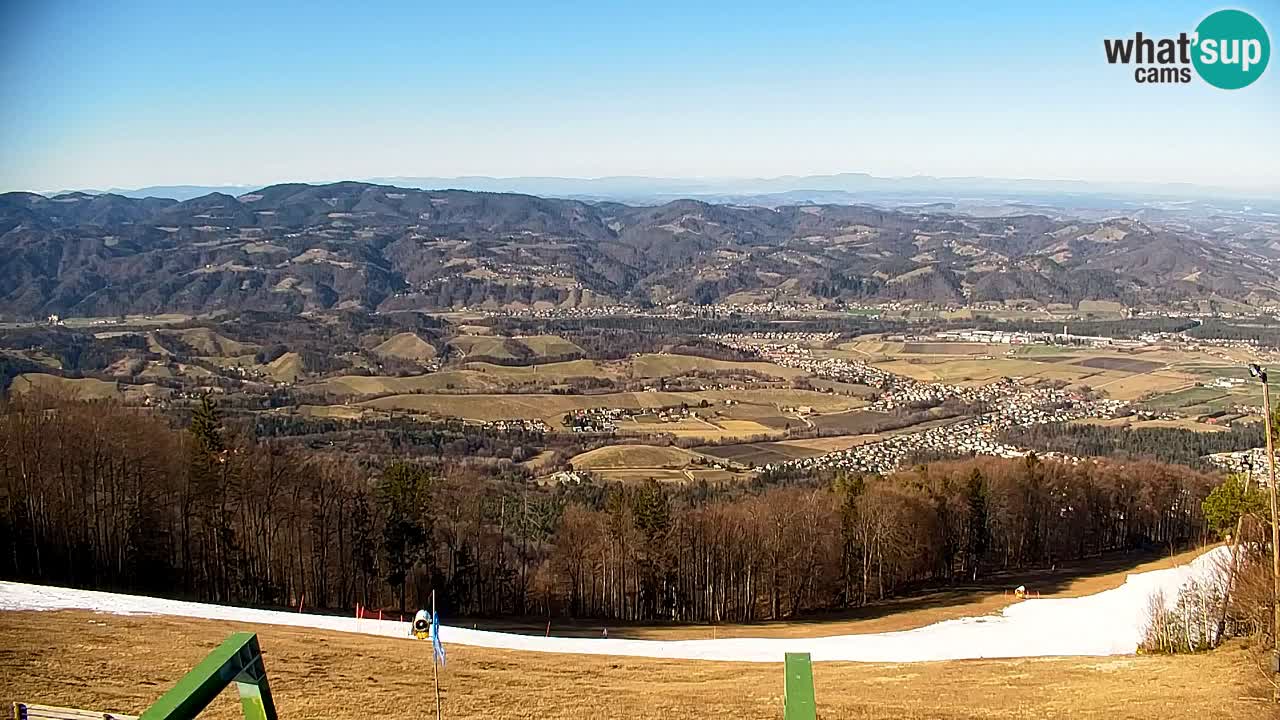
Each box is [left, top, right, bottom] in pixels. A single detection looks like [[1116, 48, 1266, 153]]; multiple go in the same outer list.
[[1104, 9, 1269, 88]]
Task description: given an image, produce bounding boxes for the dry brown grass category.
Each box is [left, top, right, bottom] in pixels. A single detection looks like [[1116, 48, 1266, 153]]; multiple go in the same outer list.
[[0, 610, 1269, 720], [9, 374, 121, 400], [628, 354, 808, 380], [372, 332, 438, 362], [569, 444, 700, 470]]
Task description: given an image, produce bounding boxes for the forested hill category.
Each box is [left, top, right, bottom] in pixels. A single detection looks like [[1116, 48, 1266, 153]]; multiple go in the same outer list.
[[0, 396, 1216, 621], [2, 181, 1278, 319]]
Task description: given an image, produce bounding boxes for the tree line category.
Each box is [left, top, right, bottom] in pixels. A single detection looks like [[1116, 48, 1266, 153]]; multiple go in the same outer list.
[[0, 396, 1218, 623], [1000, 421, 1264, 470]]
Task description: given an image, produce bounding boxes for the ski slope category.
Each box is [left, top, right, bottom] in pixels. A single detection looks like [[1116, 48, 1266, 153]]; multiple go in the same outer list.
[[0, 546, 1228, 663]]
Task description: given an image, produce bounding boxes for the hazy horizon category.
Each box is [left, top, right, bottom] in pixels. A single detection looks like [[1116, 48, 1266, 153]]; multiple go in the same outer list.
[[27, 170, 1280, 204]]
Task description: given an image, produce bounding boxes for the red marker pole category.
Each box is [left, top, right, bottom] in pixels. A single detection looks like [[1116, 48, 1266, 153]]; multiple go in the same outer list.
[[298, 594, 305, 614]]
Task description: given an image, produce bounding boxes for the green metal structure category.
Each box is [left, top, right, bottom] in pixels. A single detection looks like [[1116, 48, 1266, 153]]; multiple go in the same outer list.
[[783, 652, 816, 720], [139, 633, 278, 720]]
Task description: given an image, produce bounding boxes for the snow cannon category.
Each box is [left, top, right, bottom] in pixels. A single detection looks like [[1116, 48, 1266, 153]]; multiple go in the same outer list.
[[412, 609, 432, 640]]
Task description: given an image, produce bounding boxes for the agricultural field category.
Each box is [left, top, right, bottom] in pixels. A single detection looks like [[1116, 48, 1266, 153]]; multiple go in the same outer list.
[[8, 373, 175, 404], [1144, 386, 1236, 412], [628, 353, 808, 380], [447, 334, 584, 361], [10, 312, 1278, 488], [345, 386, 865, 434], [162, 327, 260, 356], [371, 332, 438, 362], [307, 354, 811, 400], [515, 334, 587, 357], [826, 341, 1269, 407], [1086, 371, 1199, 401], [9, 373, 122, 400], [696, 441, 816, 466], [570, 444, 705, 470], [615, 415, 781, 443]]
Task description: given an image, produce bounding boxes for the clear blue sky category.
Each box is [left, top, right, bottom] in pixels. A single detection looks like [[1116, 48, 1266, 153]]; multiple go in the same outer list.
[[1, 0, 1276, 192]]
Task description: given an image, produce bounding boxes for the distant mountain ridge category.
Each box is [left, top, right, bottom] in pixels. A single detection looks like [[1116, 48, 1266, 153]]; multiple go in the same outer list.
[[1, 181, 1277, 319], [53, 173, 1279, 207]]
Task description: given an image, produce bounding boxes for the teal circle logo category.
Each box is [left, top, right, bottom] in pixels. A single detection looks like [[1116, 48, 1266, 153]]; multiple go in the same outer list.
[[1192, 9, 1270, 89]]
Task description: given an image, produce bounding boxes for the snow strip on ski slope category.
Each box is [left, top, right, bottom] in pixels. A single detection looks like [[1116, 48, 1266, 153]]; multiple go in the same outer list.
[[0, 546, 1229, 663]]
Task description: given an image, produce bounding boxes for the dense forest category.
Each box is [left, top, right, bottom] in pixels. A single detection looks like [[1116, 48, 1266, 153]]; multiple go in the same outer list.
[[1186, 318, 1280, 347], [0, 397, 1219, 622], [1001, 422, 1265, 469]]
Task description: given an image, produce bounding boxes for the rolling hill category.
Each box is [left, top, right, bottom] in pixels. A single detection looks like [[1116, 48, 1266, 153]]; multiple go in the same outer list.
[[2, 181, 1277, 319]]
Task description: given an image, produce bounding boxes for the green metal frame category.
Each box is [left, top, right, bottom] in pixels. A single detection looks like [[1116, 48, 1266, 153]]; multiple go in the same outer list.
[[783, 652, 816, 720], [139, 633, 278, 720]]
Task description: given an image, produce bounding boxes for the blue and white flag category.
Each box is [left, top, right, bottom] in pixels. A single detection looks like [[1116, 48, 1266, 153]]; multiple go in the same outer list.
[[431, 610, 447, 667]]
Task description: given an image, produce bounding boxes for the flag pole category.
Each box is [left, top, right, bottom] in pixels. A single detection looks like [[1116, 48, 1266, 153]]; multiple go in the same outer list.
[[433, 589, 442, 720]]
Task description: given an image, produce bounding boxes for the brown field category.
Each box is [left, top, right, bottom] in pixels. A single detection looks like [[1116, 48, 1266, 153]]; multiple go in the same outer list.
[[696, 442, 814, 466], [868, 358, 1040, 384], [617, 417, 780, 442], [312, 361, 611, 397], [449, 334, 584, 361], [310, 354, 835, 401], [293, 405, 377, 421], [1, 548, 1269, 720], [1023, 354, 1078, 363], [835, 340, 903, 357], [1078, 300, 1126, 314], [513, 334, 585, 357], [448, 334, 520, 360], [349, 388, 861, 426], [826, 344, 1240, 400], [1075, 357, 1164, 373], [570, 444, 702, 470], [901, 342, 1008, 355], [163, 327, 259, 357], [629, 354, 808, 380], [372, 332, 438, 362], [265, 352, 305, 383], [1089, 371, 1198, 401], [354, 391, 710, 423], [312, 370, 497, 396], [462, 359, 603, 380], [9, 373, 121, 400], [775, 433, 884, 453]]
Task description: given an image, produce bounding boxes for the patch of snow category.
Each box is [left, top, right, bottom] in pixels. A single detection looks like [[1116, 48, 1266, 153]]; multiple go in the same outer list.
[[0, 547, 1228, 663]]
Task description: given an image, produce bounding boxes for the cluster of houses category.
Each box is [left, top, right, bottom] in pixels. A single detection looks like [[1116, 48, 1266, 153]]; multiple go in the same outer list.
[[710, 333, 906, 392], [479, 418, 551, 433], [417, 259, 582, 292], [562, 404, 700, 432], [563, 407, 627, 432], [704, 332, 1137, 475], [768, 387, 1131, 476], [932, 328, 1144, 348], [1204, 448, 1276, 484]]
